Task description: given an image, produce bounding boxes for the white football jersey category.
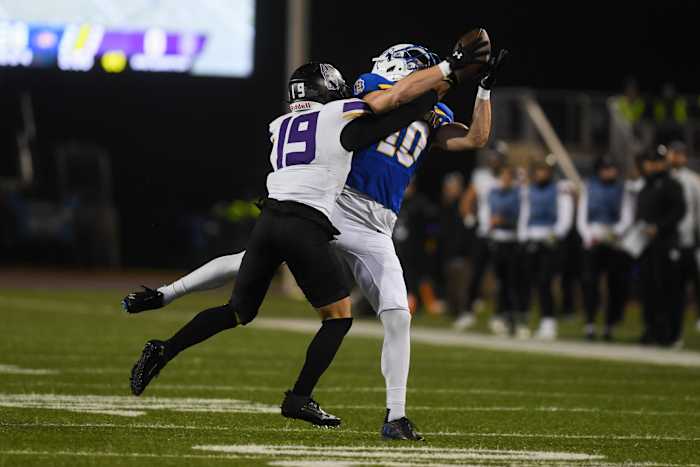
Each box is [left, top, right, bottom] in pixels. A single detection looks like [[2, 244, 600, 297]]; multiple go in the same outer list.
[[267, 98, 371, 220]]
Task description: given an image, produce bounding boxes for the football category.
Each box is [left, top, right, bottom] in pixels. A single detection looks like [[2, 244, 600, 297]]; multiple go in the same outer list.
[[453, 28, 491, 81]]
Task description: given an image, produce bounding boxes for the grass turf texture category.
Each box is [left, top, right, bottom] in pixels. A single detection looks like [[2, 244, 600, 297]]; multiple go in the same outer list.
[[1, 287, 699, 466]]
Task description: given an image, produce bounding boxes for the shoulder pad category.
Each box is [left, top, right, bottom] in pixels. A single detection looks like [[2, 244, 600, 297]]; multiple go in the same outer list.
[[353, 73, 394, 97]]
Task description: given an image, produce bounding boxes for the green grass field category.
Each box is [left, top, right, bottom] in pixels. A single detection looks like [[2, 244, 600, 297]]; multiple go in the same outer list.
[[1, 283, 700, 466]]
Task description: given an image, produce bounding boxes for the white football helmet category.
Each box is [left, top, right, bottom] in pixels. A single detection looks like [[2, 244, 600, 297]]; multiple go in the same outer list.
[[371, 44, 440, 82]]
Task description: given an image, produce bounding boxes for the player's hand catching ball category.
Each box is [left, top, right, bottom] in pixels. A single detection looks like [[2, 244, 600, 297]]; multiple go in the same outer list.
[[442, 28, 491, 85], [479, 49, 509, 90]]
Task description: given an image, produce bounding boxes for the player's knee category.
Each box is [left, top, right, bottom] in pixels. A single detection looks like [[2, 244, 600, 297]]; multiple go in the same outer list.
[[380, 308, 411, 336], [318, 297, 351, 320]]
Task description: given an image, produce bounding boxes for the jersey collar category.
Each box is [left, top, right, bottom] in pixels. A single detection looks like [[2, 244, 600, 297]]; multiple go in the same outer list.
[[290, 101, 323, 112]]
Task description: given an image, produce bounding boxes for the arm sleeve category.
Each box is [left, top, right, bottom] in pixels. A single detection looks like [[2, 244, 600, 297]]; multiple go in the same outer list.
[[340, 90, 438, 152], [555, 185, 574, 239], [613, 185, 635, 237]]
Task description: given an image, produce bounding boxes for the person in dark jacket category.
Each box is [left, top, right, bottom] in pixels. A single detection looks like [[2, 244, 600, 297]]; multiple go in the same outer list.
[[437, 173, 469, 318], [636, 150, 686, 346], [393, 180, 438, 314]]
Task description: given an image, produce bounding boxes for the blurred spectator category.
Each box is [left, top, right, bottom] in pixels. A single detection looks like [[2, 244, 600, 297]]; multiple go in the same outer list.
[[437, 173, 469, 317], [558, 227, 583, 319], [518, 160, 574, 340], [577, 157, 634, 341], [665, 142, 700, 333], [615, 78, 646, 126], [653, 83, 688, 144], [454, 148, 504, 330], [636, 150, 686, 346], [485, 166, 526, 337], [393, 180, 438, 315]]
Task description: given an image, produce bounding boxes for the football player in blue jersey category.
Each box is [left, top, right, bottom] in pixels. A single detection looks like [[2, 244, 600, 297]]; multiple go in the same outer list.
[[330, 44, 505, 440], [122, 39, 507, 440]]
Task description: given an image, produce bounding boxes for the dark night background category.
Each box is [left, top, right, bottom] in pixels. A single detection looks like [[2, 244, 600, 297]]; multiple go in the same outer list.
[[1, 0, 698, 267]]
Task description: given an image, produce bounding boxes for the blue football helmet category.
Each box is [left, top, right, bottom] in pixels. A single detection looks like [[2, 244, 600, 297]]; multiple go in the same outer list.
[[371, 44, 440, 82]]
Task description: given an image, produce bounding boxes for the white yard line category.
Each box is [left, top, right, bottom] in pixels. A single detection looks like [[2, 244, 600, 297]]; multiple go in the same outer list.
[[2, 421, 698, 442], [0, 449, 246, 461], [0, 449, 688, 467], [0, 364, 58, 375], [0, 393, 278, 417], [329, 404, 700, 417], [193, 443, 604, 463], [4, 294, 700, 367], [1, 421, 229, 430], [255, 318, 700, 368], [7, 381, 697, 403], [1, 393, 693, 420]]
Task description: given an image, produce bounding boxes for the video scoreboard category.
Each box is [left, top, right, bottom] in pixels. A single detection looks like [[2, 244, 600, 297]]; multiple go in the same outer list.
[[0, 0, 255, 77]]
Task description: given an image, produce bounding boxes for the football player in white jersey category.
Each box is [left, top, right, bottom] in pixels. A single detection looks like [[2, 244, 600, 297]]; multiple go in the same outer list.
[[124, 38, 502, 437]]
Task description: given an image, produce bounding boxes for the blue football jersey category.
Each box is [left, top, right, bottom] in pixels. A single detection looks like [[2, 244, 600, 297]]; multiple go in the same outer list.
[[346, 72, 454, 214]]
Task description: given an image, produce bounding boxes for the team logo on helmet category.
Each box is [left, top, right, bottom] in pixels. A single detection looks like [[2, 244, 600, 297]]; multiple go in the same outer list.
[[319, 63, 345, 91]]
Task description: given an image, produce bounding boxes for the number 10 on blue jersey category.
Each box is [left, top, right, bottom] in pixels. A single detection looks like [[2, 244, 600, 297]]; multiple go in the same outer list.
[[376, 121, 428, 167]]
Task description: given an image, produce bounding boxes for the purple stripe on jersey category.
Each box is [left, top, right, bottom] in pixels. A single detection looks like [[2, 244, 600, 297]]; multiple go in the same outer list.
[[342, 100, 370, 113], [276, 116, 292, 169]]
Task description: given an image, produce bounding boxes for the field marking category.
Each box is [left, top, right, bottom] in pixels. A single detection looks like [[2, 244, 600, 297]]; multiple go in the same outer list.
[[0, 421, 229, 431], [0, 449, 249, 461], [2, 421, 698, 443], [0, 393, 278, 417], [20, 381, 695, 404], [0, 364, 58, 375], [0, 392, 696, 419], [193, 443, 604, 463], [5, 294, 700, 368], [0, 449, 688, 467], [330, 404, 700, 417], [255, 318, 700, 368]]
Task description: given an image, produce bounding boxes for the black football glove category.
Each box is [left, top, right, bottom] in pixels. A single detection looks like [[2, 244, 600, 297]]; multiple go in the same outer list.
[[445, 39, 490, 71], [479, 49, 509, 90]]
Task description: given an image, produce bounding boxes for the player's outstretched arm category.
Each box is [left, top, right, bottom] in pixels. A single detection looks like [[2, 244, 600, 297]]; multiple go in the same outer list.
[[433, 97, 491, 151], [341, 91, 439, 151], [362, 39, 490, 114], [432, 49, 508, 151]]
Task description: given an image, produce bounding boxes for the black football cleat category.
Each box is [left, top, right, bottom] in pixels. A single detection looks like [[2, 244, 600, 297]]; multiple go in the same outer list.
[[381, 409, 424, 441], [280, 390, 341, 427], [122, 286, 164, 314], [130, 340, 168, 396]]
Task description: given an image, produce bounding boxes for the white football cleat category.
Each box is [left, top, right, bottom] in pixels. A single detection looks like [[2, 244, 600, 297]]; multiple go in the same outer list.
[[453, 312, 475, 331], [535, 317, 558, 340]]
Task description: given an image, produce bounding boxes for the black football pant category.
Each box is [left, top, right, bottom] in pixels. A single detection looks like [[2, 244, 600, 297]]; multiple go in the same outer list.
[[466, 236, 491, 311], [582, 245, 629, 327], [523, 241, 559, 318], [491, 240, 525, 327], [559, 231, 583, 316], [639, 244, 683, 345]]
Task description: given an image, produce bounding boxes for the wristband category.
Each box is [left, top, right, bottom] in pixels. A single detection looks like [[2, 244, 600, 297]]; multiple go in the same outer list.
[[477, 86, 491, 100], [438, 61, 452, 78]]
